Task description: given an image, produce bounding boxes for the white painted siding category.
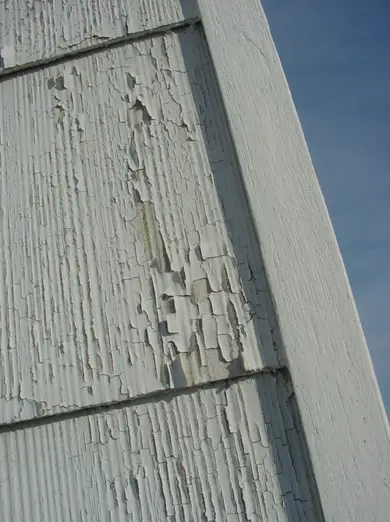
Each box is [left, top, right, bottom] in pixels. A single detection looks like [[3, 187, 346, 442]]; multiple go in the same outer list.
[[1, 0, 387, 520], [0, 0, 198, 71], [0, 26, 280, 424], [0, 374, 320, 521]]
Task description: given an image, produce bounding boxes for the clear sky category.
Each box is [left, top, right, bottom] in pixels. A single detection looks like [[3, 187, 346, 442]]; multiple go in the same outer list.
[[262, 0, 390, 412]]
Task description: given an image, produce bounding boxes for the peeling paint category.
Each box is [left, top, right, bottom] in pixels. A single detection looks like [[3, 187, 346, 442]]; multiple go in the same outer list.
[[0, 374, 321, 521], [0, 0, 199, 71], [0, 2, 387, 520], [0, 26, 281, 423]]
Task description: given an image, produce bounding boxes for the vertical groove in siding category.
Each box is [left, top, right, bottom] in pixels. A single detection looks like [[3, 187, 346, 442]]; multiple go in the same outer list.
[[0, 26, 282, 424], [0, 0, 199, 71], [0, 374, 321, 521]]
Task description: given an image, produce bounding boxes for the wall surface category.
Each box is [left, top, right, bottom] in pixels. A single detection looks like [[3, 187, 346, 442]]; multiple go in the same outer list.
[[0, 0, 388, 521], [0, 3, 318, 519], [0, 25, 282, 425], [0, 0, 198, 70], [0, 374, 320, 521]]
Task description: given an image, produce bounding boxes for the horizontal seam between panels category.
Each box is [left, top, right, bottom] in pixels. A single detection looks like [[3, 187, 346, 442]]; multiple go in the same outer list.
[[0, 366, 286, 433], [0, 17, 201, 81]]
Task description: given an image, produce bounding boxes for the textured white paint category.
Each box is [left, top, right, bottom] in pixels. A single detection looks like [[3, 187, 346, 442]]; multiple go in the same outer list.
[[196, 0, 390, 520], [0, 374, 321, 521], [0, 26, 281, 424], [0, 0, 198, 71], [2, 1, 387, 519]]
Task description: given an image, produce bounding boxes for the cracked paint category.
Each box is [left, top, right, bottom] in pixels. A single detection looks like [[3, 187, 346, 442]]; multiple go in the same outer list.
[[0, 25, 282, 423], [0, 0, 199, 71], [0, 374, 321, 521], [0, 2, 384, 520]]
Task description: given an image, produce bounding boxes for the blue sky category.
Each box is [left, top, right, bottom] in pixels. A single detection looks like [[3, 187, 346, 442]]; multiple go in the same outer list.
[[262, 0, 390, 412]]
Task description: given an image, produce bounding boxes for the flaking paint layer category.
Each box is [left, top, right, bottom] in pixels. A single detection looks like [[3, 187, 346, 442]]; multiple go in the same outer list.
[[0, 0, 198, 71], [0, 26, 281, 423], [0, 374, 320, 521]]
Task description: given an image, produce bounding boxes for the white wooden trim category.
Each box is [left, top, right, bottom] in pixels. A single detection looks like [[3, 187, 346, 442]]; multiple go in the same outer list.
[[196, 0, 390, 519]]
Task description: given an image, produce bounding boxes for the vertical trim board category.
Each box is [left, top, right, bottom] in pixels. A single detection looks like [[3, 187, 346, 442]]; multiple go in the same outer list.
[[195, 0, 390, 520]]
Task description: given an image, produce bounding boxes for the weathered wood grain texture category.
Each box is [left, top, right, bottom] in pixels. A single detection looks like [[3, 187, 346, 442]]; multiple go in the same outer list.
[[0, 374, 322, 522], [196, 0, 390, 520], [0, 26, 281, 424], [0, 0, 198, 72]]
